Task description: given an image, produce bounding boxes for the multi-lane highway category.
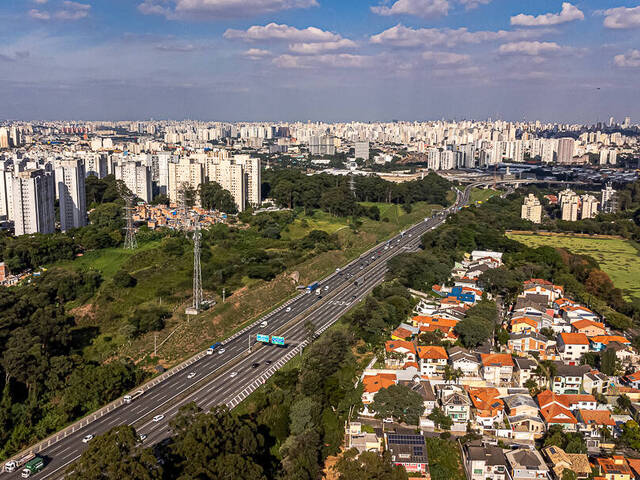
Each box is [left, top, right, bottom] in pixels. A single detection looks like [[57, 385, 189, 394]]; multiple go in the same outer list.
[[4, 184, 475, 479]]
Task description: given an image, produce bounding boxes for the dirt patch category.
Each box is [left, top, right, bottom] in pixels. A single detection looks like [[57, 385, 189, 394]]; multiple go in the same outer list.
[[70, 303, 96, 323]]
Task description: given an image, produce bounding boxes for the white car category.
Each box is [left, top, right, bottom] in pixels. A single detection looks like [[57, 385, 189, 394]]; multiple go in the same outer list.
[[152, 415, 164, 422], [260, 321, 268, 328], [229, 371, 238, 378], [82, 434, 94, 443], [324, 285, 329, 291], [139, 434, 147, 441], [285, 307, 291, 312], [187, 372, 196, 379], [217, 348, 225, 354]]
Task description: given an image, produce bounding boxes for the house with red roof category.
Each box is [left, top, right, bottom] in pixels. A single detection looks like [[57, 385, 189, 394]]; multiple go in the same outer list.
[[576, 409, 615, 438], [480, 353, 514, 385], [557, 332, 590, 364], [466, 387, 504, 429], [361, 373, 397, 411], [417, 345, 448, 376], [385, 340, 417, 368], [571, 319, 606, 337]]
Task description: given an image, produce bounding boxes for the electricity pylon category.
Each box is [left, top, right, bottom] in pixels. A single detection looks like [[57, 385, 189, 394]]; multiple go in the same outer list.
[[191, 223, 202, 312], [116, 181, 137, 250]]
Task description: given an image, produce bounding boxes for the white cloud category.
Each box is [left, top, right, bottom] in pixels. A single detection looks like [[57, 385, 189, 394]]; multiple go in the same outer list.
[[457, 0, 491, 10], [614, 49, 640, 68], [371, 0, 449, 18], [288, 39, 357, 55], [273, 53, 373, 69], [33, 0, 48, 4], [422, 51, 470, 65], [243, 48, 272, 59], [602, 7, 640, 29], [511, 2, 583, 27], [224, 23, 342, 43], [370, 24, 548, 48], [55, 1, 91, 20], [28, 8, 51, 20], [138, 0, 318, 19], [498, 41, 564, 56]]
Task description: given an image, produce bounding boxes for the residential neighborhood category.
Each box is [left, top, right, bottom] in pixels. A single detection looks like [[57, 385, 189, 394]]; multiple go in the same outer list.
[[344, 250, 640, 479]]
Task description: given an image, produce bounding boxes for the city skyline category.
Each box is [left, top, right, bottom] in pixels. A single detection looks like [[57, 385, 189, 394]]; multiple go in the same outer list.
[[1, 0, 639, 121]]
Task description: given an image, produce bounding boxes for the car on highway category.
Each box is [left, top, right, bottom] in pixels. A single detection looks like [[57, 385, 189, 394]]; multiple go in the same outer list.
[[82, 434, 94, 443], [265, 360, 273, 365], [285, 306, 291, 312], [229, 371, 238, 378], [187, 372, 196, 379], [335, 267, 340, 272], [324, 285, 329, 291], [139, 434, 147, 441], [217, 348, 226, 355], [260, 321, 268, 328], [251, 362, 260, 368], [153, 415, 165, 422]]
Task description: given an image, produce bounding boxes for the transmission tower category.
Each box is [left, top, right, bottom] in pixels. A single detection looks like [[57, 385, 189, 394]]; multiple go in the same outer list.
[[349, 174, 356, 198], [191, 223, 203, 312], [116, 181, 137, 250]]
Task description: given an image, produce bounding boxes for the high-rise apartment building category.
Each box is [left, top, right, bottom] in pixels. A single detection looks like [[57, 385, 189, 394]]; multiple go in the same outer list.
[[601, 184, 617, 213], [168, 158, 204, 206], [0, 128, 9, 149], [427, 148, 440, 170], [208, 159, 245, 211], [0, 161, 14, 220], [354, 141, 370, 160], [559, 189, 579, 221], [557, 138, 575, 164], [114, 161, 153, 203], [309, 136, 336, 155], [439, 150, 455, 170], [580, 194, 599, 220], [234, 155, 261, 207], [12, 169, 55, 236], [521, 194, 542, 224], [54, 160, 87, 231]]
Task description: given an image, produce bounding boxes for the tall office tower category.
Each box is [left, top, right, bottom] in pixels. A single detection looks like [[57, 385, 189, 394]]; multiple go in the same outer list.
[[521, 194, 542, 224], [168, 157, 204, 205], [559, 190, 579, 221], [0, 161, 14, 220], [557, 138, 575, 164], [12, 169, 55, 236], [580, 194, 599, 220], [54, 160, 87, 231], [608, 116, 615, 127], [439, 150, 455, 170], [234, 155, 261, 207], [0, 128, 9, 149], [623, 117, 631, 128], [354, 141, 370, 160], [114, 161, 153, 203], [427, 148, 440, 170], [601, 184, 617, 213]]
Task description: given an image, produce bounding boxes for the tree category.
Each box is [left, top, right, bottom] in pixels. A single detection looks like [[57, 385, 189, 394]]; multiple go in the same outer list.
[[370, 384, 425, 425], [427, 407, 453, 431], [334, 448, 408, 480], [113, 271, 137, 288], [601, 348, 618, 376], [562, 469, 578, 480], [199, 181, 238, 213], [524, 378, 538, 396], [67, 425, 162, 480], [443, 365, 463, 384], [617, 394, 632, 413], [454, 317, 492, 348], [167, 405, 267, 480]]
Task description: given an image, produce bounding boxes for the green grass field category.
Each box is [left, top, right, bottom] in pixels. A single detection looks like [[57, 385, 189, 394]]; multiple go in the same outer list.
[[507, 233, 640, 301], [470, 188, 500, 204]]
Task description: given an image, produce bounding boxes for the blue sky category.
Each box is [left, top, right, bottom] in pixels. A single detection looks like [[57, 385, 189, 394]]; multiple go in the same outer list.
[[1, 0, 639, 122]]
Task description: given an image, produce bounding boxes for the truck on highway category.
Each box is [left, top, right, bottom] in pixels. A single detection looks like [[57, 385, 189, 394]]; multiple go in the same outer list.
[[206, 342, 222, 355], [20, 457, 44, 478], [306, 282, 320, 293], [4, 453, 35, 473], [123, 389, 144, 404]]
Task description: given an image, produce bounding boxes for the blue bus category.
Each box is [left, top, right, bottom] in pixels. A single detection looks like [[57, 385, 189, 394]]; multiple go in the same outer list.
[[206, 342, 222, 355], [306, 282, 320, 293]]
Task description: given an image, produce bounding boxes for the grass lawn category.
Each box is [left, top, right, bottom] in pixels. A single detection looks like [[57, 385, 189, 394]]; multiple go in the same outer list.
[[53, 239, 164, 281], [425, 437, 465, 480], [470, 187, 500, 204], [507, 232, 640, 301]]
